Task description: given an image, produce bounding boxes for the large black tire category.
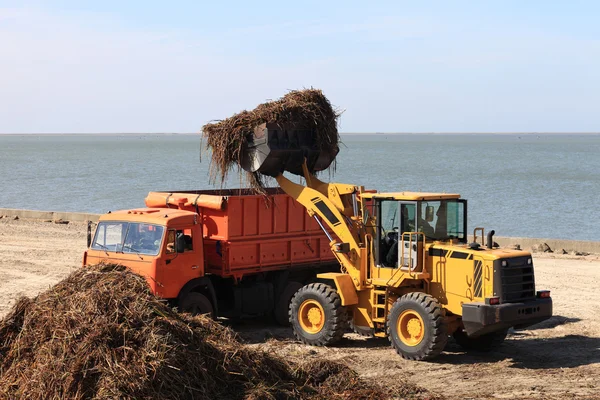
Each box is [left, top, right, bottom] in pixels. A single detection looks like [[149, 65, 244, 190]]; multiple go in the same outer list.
[[289, 283, 347, 346], [274, 281, 303, 326], [179, 292, 214, 319], [387, 292, 448, 361], [453, 328, 508, 352]]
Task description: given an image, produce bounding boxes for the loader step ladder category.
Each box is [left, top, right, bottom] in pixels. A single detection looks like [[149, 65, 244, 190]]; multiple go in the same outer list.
[[371, 287, 389, 336]]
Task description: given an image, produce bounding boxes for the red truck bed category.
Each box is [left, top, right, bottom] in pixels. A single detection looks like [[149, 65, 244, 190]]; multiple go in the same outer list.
[[145, 188, 337, 279]]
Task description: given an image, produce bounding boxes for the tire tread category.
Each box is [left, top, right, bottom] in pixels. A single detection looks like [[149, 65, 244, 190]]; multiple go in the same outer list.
[[387, 292, 448, 361], [289, 283, 348, 346]]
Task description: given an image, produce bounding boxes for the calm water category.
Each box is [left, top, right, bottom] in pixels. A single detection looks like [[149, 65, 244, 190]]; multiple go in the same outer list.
[[1, 134, 599, 241]]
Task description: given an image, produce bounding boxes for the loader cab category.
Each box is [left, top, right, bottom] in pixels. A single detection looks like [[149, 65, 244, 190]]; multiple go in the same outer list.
[[369, 193, 468, 268]]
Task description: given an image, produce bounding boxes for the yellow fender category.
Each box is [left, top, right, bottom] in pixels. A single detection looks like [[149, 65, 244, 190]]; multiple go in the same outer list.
[[317, 272, 359, 306]]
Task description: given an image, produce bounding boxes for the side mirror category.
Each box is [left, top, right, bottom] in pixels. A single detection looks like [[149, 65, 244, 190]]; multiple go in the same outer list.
[[425, 206, 435, 222], [87, 221, 92, 248], [176, 233, 186, 254]]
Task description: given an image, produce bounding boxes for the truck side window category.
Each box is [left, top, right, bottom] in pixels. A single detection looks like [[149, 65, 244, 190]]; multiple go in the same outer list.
[[181, 229, 193, 251], [166, 230, 176, 254]]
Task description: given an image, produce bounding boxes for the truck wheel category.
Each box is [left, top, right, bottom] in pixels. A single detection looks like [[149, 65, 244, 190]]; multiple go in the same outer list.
[[274, 281, 303, 326], [289, 283, 347, 346], [179, 292, 214, 319], [387, 292, 448, 361], [453, 328, 508, 352]]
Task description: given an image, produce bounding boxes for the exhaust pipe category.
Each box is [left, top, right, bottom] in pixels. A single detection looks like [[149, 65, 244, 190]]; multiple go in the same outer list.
[[487, 230, 495, 249]]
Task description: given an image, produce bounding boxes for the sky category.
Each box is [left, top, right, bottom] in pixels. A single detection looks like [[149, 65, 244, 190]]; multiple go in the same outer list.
[[1, 1, 599, 133]]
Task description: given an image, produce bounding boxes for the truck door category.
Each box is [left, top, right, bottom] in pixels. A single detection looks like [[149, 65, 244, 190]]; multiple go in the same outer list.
[[159, 226, 204, 299]]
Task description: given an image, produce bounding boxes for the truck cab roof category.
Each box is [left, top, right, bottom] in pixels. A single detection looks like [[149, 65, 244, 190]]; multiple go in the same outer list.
[[98, 208, 197, 226], [360, 192, 461, 201]]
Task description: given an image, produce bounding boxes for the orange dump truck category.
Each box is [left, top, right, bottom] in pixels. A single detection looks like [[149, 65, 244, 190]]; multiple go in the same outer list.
[[83, 189, 338, 323]]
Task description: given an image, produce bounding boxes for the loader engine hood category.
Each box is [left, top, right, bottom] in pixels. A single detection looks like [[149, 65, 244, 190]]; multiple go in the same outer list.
[[428, 244, 532, 262], [429, 243, 537, 304]]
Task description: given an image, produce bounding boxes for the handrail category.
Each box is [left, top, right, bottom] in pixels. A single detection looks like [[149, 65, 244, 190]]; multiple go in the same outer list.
[[473, 227, 485, 244], [400, 232, 426, 273]]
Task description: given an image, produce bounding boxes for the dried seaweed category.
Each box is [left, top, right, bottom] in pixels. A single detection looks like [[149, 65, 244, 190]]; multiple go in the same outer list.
[[0, 264, 397, 400], [202, 89, 341, 192]]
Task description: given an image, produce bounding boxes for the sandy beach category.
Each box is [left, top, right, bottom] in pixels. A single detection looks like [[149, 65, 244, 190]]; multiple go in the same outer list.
[[1, 217, 599, 399]]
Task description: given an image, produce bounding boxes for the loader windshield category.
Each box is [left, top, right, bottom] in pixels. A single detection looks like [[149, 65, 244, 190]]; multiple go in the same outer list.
[[92, 222, 165, 256], [418, 200, 466, 242]]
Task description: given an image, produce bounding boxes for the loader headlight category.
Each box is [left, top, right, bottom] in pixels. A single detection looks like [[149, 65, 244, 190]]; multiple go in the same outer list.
[[501, 260, 507, 267], [527, 258, 532, 265]]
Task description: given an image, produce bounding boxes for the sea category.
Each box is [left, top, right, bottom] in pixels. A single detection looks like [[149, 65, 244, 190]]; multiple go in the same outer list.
[[1, 133, 599, 241]]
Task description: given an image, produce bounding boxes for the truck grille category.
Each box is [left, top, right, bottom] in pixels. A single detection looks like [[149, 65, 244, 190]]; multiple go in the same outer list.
[[497, 256, 536, 303]]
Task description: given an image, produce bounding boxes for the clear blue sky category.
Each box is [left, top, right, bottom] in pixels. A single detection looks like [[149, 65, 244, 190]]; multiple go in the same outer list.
[[1, 1, 599, 133]]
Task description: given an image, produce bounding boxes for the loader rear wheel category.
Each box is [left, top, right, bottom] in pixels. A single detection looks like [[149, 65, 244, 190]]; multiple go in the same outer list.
[[179, 292, 214, 319], [274, 281, 303, 326], [289, 283, 347, 346], [387, 292, 447, 361], [453, 328, 508, 352]]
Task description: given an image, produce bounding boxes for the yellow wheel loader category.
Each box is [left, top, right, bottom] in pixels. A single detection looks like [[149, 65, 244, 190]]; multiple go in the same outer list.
[[241, 125, 552, 360]]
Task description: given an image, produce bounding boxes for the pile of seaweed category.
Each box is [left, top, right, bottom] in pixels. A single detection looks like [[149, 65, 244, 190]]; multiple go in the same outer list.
[[0, 264, 391, 399], [202, 89, 341, 191]]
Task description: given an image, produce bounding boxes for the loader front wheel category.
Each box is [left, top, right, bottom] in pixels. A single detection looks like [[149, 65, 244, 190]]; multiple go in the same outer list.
[[388, 292, 447, 361], [289, 283, 347, 346], [453, 328, 508, 352]]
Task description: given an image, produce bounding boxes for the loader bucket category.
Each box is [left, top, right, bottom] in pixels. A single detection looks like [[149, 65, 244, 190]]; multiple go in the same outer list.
[[240, 122, 339, 177]]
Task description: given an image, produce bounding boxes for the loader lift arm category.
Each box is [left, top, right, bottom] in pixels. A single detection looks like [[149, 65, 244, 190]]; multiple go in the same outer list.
[[275, 163, 369, 294]]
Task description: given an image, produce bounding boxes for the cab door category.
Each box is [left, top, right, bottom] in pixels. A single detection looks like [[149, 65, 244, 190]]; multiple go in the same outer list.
[[158, 225, 204, 299], [372, 200, 417, 280], [375, 199, 400, 269], [398, 202, 417, 270]]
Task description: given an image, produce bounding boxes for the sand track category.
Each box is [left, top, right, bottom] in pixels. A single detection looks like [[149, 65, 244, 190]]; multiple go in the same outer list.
[[1, 217, 599, 399]]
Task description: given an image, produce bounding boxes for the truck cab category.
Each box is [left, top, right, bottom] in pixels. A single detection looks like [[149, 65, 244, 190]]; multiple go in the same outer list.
[[84, 208, 204, 299]]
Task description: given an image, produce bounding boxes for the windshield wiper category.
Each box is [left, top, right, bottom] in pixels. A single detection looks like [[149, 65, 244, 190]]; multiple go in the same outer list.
[[93, 243, 110, 256], [122, 245, 143, 260]]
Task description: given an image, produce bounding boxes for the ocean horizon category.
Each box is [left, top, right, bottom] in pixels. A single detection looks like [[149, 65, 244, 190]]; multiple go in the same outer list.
[[1, 133, 599, 241]]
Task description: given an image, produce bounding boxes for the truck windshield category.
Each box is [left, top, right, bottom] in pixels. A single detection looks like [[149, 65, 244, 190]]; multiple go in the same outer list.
[[92, 222, 165, 256], [418, 200, 466, 242]]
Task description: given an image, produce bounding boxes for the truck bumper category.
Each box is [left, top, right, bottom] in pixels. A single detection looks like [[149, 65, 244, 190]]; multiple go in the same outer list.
[[461, 298, 552, 337]]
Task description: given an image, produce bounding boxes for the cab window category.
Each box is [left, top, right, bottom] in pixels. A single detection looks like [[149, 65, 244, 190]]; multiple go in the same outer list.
[[378, 201, 399, 267], [416, 200, 466, 242], [166, 229, 194, 254], [92, 222, 126, 252], [123, 223, 164, 255], [92, 221, 164, 255], [182, 229, 194, 251], [166, 230, 176, 254]]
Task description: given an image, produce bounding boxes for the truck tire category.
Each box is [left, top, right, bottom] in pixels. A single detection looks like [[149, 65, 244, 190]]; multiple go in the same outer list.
[[274, 281, 303, 326], [179, 292, 214, 319], [289, 283, 347, 346], [453, 328, 508, 352], [387, 292, 448, 361]]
